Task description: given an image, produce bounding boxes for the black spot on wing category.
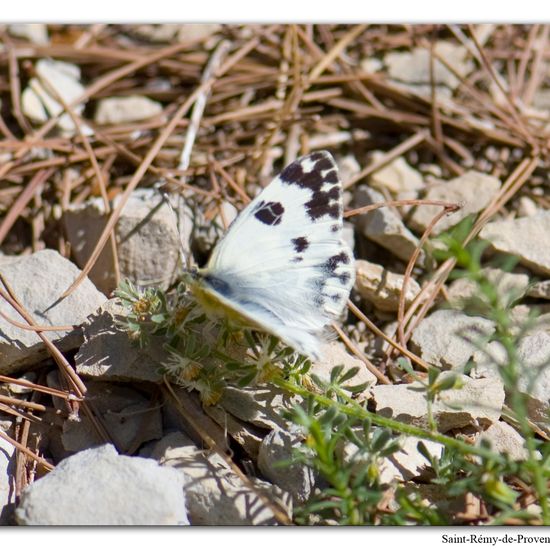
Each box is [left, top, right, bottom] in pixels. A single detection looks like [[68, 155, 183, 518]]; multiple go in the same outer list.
[[253, 200, 284, 226], [278, 152, 342, 221], [324, 251, 352, 285], [291, 236, 309, 252]]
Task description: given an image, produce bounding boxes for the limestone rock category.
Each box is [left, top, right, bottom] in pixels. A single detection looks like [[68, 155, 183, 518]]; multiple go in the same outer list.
[[355, 259, 422, 312], [409, 171, 501, 235], [15, 444, 189, 525], [480, 211, 550, 276], [371, 373, 505, 432], [0, 249, 106, 375]]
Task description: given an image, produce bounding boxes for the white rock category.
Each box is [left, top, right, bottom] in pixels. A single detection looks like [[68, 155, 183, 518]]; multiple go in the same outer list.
[[63, 189, 187, 294], [341, 434, 443, 484], [95, 96, 163, 125], [22, 60, 87, 136], [385, 41, 474, 96], [258, 428, 316, 504], [15, 444, 189, 525], [0, 249, 106, 375], [360, 58, 383, 73], [369, 154, 424, 196], [372, 373, 505, 432], [355, 259, 422, 312], [8, 24, 49, 44], [409, 171, 501, 235], [176, 24, 221, 43], [447, 268, 530, 310], [411, 309, 495, 370], [0, 436, 16, 525], [354, 186, 425, 264], [480, 212, 550, 276], [310, 341, 377, 398], [151, 432, 290, 525], [517, 196, 539, 218], [476, 422, 528, 461]]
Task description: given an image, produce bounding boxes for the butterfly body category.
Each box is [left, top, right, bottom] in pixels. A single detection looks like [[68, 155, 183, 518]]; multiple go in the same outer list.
[[189, 151, 355, 361]]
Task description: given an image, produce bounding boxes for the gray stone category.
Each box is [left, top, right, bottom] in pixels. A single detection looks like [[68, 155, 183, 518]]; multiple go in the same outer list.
[[527, 280, 550, 300], [355, 259, 422, 313], [63, 189, 188, 294], [75, 298, 167, 383], [151, 432, 291, 525], [0, 249, 106, 375], [385, 41, 474, 96], [354, 186, 425, 264], [410, 309, 495, 370], [0, 436, 16, 525], [476, 422, 528, 461], [409, 171, 501, 235], [447, 268, 530, 310], [369, 154, 424, 196], [480, 211, 550, 276], [257, 428, 316, 504], [58, 381, 163, 455], [214, 385, 298, 432], [341, 434, 443, 484], [15, 444, 189, 525], [310, 341, 377, 398], [371, 373, 504, 432], [95, 96, 163, 125]]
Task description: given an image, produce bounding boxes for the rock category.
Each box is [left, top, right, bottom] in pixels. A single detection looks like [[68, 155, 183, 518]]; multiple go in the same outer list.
[[257, 428, 316, 504], [151, 432, 291, 525], [476, 422, 528, 461], [527, 280, 550, 299], [409, 171, 501, 235], [75, 299, 167, 383], [0, 436, 16, 525], [54, 379, 163, 455], [368, 154, 424, 196], [446, 268, 529, 310], [63, 189, 188, 294], [95, 96, 163, 125], [336, 154, 361, 185], [355, 259, 422, 312], [410, 309, 495, 370], [371, 373, 505, 432], [385, 41, 474, 96], [211, 385, 298, 432], [15, 444, 189, 525], [22, 59, 87, 136], [310, 341, 377, 398], [176, 24, 222, 43], [133, 24, 220, 43], [517, 196, 539, 218], [341, 434, 443, 484], [8, 24, 49, 44], [354, 186, 425, 264], [360, 58, 383, 73], [480, 211, 550, 276], [0, 249, 106, 375]]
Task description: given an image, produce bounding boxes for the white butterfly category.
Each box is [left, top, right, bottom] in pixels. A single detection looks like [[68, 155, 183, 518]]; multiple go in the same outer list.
[[187, 151, 355, 361]]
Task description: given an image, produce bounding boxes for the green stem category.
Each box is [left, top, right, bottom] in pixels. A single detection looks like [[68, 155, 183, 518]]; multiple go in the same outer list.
[[274, 377, 508, 464]]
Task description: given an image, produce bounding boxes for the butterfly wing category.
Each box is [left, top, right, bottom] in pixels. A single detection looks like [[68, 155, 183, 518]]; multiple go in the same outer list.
[[196, 151, 355, 360]]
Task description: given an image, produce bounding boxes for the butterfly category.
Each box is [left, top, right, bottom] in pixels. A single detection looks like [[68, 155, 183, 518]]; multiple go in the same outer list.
[[187, 151, 355, 361]]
